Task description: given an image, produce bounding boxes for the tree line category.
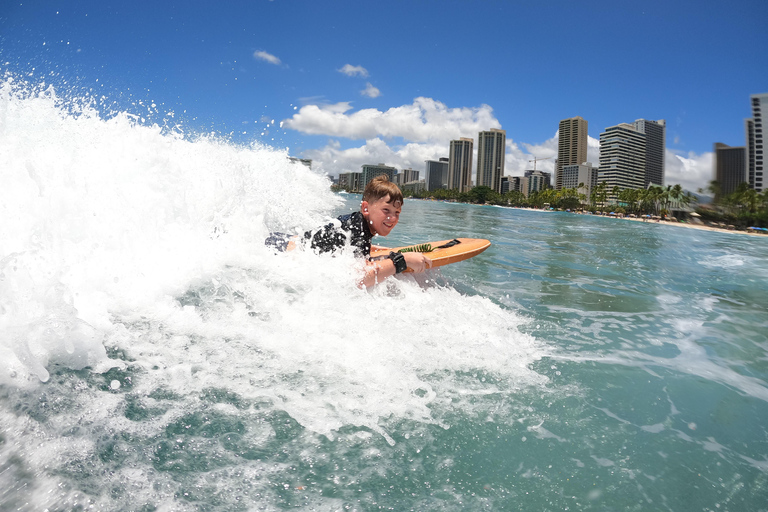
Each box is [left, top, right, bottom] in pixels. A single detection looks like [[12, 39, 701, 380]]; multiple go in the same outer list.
[[334, 179, 768, 227], [697, 181, 768, 228], [400, 183, 698, 218]]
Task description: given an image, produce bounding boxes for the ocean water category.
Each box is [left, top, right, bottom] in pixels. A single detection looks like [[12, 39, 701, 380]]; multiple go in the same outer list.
[[1, 77, 768, 512]]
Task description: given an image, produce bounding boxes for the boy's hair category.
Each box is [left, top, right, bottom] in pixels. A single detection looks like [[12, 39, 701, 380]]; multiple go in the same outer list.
[[363, 175, 403, 207]]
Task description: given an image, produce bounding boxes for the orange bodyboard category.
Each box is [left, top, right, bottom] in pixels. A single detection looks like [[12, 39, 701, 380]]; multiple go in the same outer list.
[[370, 238, 491, 271]]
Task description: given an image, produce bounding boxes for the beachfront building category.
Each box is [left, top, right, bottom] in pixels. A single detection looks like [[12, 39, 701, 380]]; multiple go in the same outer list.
[[598, 123, 646, 194], [476, 129, 506, 193], [555, 116, 588, 190], [525, 171, 550, 196], [746, 92, 767, 193], [425, 158, 449, 191], [361, 163, 397, 188], [502, 176, 522, 194], [562, 162, 598, 198], [395, 168, 419, 187], [633, 119, 666, 187], [714, 143, 747, 200], [448, 137, 474, 192], [338, 171, 362, 192], [525, 169, 552, 188], [401, 179, 426, 194]]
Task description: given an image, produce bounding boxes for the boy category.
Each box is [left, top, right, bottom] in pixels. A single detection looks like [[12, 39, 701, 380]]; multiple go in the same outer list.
[[266, 175, 432, 287]]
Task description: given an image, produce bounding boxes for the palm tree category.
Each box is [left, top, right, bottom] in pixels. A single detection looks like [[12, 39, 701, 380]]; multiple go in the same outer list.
[[592, 182, 608, 210], [698, 180, 721, 202], [610, 185, 620, 206]]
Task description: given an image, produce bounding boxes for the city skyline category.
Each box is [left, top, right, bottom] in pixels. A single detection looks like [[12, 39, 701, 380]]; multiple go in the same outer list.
[[1, 1, 766, 195]]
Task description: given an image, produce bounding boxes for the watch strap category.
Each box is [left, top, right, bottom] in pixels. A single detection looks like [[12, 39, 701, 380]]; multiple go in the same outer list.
[[389, 251, 407, 274]]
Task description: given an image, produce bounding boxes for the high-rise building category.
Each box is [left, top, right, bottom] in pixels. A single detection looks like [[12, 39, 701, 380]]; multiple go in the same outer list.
[[598, 123, 646, 192], [561, 162, 598, 199], [425, 158, 449, 191], [502, 176, 522, 194], [746, 93, 767, 192], [555, 117, 588, 190], [448, 138, 474, 192], [524, 171, 550, 196], [361, 163, 397, 188], [402, 168, 419, 184], [476, 129, 506, 193], [524, 169, 552, 188], [394, 168, 419, 186], [714, 143, 746, 199], [633, 119, 666, 186], [338, 172, 362, 192]]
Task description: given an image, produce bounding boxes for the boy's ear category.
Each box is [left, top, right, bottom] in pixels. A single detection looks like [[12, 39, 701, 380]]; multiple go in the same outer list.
[[361, 200, 370, 217]]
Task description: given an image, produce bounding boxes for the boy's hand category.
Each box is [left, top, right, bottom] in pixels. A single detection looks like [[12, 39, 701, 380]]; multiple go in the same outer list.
[[403, 252, 433, 273]]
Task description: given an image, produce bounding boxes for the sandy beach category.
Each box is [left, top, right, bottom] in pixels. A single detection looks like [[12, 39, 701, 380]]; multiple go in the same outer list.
[[588, 212, 767, 237], [498, 205, 767, 237]]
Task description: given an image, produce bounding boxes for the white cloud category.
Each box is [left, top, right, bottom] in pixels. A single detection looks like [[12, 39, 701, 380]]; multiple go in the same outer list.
[[287, 97, 715, 189], [338, 64, 369, 78], [506, 139, 547, 175], [586, 136, 601, 167], [253, 50, 281, 65], [665, 150, 714, 192], [301, 138, 447, 177], [284, 97, 501, 143], [503, 133, 601, 176], [361, 82, 381, 98]]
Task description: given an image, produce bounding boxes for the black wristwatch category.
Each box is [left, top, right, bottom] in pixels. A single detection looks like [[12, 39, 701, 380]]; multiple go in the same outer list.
[[388, 251, 407, 274]]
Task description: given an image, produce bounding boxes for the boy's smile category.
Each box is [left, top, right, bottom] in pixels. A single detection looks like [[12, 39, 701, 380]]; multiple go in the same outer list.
[[362, 195, 401, 237]]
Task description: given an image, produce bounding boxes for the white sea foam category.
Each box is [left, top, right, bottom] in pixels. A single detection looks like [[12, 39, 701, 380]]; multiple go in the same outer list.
[[0, 74, 546, 437], [698, 254, 748, 269]]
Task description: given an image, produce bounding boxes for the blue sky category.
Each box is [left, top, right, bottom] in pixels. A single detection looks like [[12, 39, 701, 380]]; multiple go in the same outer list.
[[2, 0, 766, 192]]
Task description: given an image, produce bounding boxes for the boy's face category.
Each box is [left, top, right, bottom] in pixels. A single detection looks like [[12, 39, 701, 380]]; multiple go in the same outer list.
[[362, 195, 401, 236]]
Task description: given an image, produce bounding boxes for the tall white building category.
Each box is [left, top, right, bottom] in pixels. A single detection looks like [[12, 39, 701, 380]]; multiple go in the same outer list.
[[395, 168, 420, 186], [747, 93, 767, 192], [598, 123, 646, 192], [476, 129, 506, 193], [448, 138, 474, 192], [562, 162, 598, 199], [524, 171, 550, 196], [556, 116, 588, 190], [633, 119, 666, 186]]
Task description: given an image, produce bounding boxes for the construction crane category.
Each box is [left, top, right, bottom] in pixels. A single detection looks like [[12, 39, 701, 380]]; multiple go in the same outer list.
[[528, 156, 552, 171]]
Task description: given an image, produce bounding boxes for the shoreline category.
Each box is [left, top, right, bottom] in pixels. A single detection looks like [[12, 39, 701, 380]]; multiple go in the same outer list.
[[598, 213, 760, 236], [539, 207, 767, 237], [409, 198, 768, 238], [366, 195, 768, 238]]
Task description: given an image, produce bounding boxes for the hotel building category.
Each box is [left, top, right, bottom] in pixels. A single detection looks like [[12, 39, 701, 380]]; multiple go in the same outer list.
[[555, 116, 588, 190], [448, 138, 474, 192], [598, 123, 646, 192], [633, 119, 666, 186], [425, 158, 450, 191], [562, 162, 598, 198], [476, 129, 506, 193], [714, 143, 746, 199], [361, 163, 397, 188], [747, 93, 767, 192]]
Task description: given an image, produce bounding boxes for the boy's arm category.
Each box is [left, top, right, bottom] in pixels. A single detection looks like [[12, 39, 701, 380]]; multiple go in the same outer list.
[[360, 252, 432, 288]]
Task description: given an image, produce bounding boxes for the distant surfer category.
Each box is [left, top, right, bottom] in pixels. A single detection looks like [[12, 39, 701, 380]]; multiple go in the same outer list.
[[265, 175, 432, 287]]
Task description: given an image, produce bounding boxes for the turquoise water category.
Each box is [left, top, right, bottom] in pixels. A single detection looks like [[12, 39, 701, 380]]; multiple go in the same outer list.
[[2, 79, 768, 511]]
